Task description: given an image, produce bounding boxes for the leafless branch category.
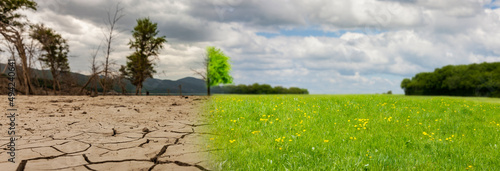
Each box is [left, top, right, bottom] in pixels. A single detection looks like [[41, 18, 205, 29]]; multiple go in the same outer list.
[[101, 2, 125, 95], [190, 52, 209, 80]]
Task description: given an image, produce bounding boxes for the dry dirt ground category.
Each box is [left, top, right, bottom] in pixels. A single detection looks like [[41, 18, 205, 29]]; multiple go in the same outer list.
[[0, 96, 213, 171]]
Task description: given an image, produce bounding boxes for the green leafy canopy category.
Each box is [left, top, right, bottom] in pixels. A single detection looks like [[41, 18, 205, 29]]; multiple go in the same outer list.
[[30, 24, 70, 72], [121, 17, 167, 95], [0, 0, 37, 26], [207, 46, 233, 87], [401, 62, 500, 97]]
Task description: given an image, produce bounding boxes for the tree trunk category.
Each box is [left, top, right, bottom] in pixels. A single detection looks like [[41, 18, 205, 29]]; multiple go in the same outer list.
[[94, 77, 98, 95], [42, 70, 48, 95], [79, 74, 96, 95], [103, 70, 108, 96], [90, 74, 99, 94], [120, 85, 126, 95], [15, 38, 33, 95], [207, 78, 211, 96], [51, 70, 57, 95], [39, 61, 48, 95], [52, 77, 57, 95], [15, 63, 24, 88], [57, 78, 62, 95], [102, 78, 106, 95], [119, 78, 126, 95]]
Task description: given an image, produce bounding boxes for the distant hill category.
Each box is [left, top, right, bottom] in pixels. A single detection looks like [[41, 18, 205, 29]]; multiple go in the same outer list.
[[0, 63, 208, 95], [1, 63, 309, 95], [138, 76, 207, 94]]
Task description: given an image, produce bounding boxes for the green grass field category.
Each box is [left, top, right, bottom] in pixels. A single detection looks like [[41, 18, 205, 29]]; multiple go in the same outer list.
[[204, 95, 500, 170]]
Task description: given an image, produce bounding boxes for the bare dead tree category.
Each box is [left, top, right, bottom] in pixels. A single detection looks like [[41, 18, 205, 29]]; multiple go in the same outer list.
[[0, 26, 33, 94], [116, 71, 128, 95], [191, 52, 209, 95], [79, 45, 102, 95], [101, 3, 124, 95], [0, 40, 13, 74], [0, 1, 37, 95], [109, 66, 126, 95], [0, 46, 5, 73], [91, 46, 101, 95], [1, 40, 26, 93], [26, 39, 36, 74], [38, 60, 48, 94], [25, 38, 40, 94]]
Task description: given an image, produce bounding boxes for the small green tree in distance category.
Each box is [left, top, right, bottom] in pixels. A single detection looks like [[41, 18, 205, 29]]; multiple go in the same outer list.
[[30, 24, 70, 94], [197, 46, 233, 96], [120, 17, 166, 95]]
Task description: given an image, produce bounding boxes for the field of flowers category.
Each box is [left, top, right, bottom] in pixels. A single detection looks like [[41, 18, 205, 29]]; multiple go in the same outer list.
[[204, 95, 500, 170]]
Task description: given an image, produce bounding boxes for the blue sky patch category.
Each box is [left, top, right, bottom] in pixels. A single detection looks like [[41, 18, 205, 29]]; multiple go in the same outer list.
[[256, 28, 384, 38], [484, 0, 499, 9]]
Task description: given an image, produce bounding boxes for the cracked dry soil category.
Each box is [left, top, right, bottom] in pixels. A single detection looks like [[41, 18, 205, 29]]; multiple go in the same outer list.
[[0, 96, 213, 171]]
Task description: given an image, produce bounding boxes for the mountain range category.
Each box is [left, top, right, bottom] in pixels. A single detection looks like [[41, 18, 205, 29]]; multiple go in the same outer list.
[[0, 63, 208, 95]]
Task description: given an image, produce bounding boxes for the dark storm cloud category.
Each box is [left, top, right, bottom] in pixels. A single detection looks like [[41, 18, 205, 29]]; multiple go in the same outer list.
[[38, 0, 113, 26], [185, 0, 305, 27], [37, 0, 221, 43]]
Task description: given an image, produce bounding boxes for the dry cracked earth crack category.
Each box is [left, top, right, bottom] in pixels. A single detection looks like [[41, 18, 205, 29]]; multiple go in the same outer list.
[[1, 96, 212, 171]]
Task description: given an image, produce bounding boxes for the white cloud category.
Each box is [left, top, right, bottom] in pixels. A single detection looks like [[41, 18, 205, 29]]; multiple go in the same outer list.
[[14, 0, 500, 94]]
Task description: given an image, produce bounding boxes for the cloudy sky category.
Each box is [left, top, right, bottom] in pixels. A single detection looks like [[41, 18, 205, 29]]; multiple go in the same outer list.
[[17, 0, 500, 94]]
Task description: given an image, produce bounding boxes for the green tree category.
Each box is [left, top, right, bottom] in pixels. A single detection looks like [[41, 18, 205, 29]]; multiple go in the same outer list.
[[402, 62, 500, 97], [30, 24, 70, 94], [206, 46, 233, 96], [121, 18, 166, 95], [401, 78, 411, 91], [0, 0, 37, 94]]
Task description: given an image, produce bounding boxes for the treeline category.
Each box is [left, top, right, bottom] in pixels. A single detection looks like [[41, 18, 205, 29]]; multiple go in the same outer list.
[[211, 83, 309, 94], [401, 62, 500, 97]]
